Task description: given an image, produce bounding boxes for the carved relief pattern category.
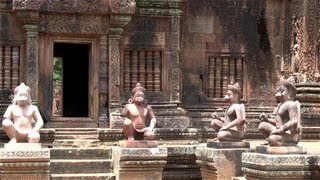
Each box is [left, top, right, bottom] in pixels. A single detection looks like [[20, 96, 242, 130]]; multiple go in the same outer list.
[[25, 24, 39, 100], [123, 50, 162, 92], [207, 57, 244, 98], [11, 47, 20, 88], [13, 0, 111, 12], [0, 150, 49, 158], [0, 47, 3, 88], [110, 0, 136, 14], [290, 0, 319, 83], [170, 17, 180, 92], [3, 46, 11, 89], [39, 14, 109, 34], [109, 36, 121, 104], [0, 46, 20, 90]]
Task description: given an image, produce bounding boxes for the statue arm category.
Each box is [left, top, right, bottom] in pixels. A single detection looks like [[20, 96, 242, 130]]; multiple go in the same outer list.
[[33, 106, 44, 132], [120, 105, 129, 118], [282, 103, 299, 132], [147, 105, 156, 131], [221, 105, 245, 130], [3, 105, 13, 120]]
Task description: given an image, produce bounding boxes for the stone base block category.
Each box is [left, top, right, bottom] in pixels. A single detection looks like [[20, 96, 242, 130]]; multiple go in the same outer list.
[[0, 143, 50, 180], [256, 145, 307, 154], [242, 152, 320, 179], [207, 140, 250, 149], [112, 147, 167, 180], [196, 146, 251, 180], [119, 140, 158, 148]]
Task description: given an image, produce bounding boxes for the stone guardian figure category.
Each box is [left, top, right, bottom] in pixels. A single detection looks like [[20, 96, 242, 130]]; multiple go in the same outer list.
[[258, 77, 302, 146], [121, 83, 156, 141], [210, 83, 246, 141], [2, 83, 44, 143]]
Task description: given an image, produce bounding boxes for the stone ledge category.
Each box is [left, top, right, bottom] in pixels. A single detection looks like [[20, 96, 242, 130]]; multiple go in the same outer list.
[[119, 140, 158, 148], [242, 153, 319, 171], [256, 145, 306, 154], [207, 140, 250, 149]]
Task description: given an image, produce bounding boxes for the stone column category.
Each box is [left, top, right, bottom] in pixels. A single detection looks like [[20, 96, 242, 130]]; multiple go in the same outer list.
[[0, 143, 50, 179], [24, 24, 39, 104], [169, 16, 181, 103], [112, 147, 167, 180]]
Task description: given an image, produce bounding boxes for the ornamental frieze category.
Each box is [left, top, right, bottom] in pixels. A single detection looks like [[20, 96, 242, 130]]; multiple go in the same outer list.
[[39, 14, 109, 34], [12, 0, 136, 14]]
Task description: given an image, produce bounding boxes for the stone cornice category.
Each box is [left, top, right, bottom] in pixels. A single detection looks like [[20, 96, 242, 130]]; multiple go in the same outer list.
[[11, 0, 136, 15], [136, 0, 182, 16]]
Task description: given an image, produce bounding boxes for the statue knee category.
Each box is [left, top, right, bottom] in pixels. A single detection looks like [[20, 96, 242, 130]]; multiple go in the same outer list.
[[258, 122, 267, 131], [217, 131, 227, 140], [144, 131, 155, 140], [2, 119, 13, 127], [123, 119, 132, 126], [28, 132, 40, 143]]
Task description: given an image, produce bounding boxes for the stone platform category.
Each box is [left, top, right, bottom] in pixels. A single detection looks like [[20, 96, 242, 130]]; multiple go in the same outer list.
[[119, 140, 158, 148], [0, 143, 50, 180], [112, 146, 167, 180], [242, 146, 320, 179], [196, 141, 251, 180]]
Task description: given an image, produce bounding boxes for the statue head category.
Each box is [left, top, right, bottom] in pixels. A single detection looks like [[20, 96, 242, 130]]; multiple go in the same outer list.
[[130, 83, 147, 105], [13, 83, 32, 107], [224, 82, 242, 103], [276, 77, 297, 102]]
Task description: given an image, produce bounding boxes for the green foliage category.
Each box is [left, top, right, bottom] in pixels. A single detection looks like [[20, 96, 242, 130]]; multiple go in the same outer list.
[[53, 57, 62, 81]]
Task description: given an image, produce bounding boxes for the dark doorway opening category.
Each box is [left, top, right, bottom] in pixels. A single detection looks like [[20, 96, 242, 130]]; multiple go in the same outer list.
[[53, 43, 89, 117]]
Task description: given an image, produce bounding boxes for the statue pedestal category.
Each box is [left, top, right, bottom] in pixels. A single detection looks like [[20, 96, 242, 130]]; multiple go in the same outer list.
[[242, 145, 320, 179], [112, 146, 167, 180], [196, 141, 251, 180], [0, 143, 50, 180]]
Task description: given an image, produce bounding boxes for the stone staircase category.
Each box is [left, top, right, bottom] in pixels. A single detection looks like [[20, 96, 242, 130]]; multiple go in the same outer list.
[[50, 148, 115, 179], [53, 128, 100, 147]]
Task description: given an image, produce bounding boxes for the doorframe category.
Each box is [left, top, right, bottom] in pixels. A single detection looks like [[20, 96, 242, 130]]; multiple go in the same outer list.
[[39, 35, 99, 124]]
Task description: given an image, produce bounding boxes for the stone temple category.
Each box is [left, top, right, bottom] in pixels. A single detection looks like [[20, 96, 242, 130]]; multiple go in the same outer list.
[[0, 0, 320, 179]]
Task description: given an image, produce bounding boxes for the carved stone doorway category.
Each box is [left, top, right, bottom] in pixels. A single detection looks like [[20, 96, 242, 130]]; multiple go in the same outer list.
[[53, 43, 89, 117]]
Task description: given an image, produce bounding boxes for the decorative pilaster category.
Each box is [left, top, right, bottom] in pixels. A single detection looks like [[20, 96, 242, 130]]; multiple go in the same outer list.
[[99, 35, 109, 127], [24, 24, 39, 103], [108, 14, 133, 127], [169, 16, 181, 102], [109, 34, 121, 108]]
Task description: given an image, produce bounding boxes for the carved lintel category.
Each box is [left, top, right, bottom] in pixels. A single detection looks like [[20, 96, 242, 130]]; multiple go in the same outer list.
[[15, 11, 39, 25], [12, 0, 42, 11]]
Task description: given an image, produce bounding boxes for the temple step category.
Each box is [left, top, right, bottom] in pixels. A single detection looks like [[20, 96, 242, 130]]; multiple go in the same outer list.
[[50, 148, 112, 159], [50, 159, 112, 174], [53, 139, 100, 148], [50, 173, 115, 180], [50, 147, 114, 178], [53, 128, 100, 147]]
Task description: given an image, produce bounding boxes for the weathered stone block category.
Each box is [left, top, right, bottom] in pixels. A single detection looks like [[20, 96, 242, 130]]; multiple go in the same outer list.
[[112, 147, 167, 180], [242, 152, 320, 179], [196, 146, 251, 180], [0, 143, 50, 180]]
